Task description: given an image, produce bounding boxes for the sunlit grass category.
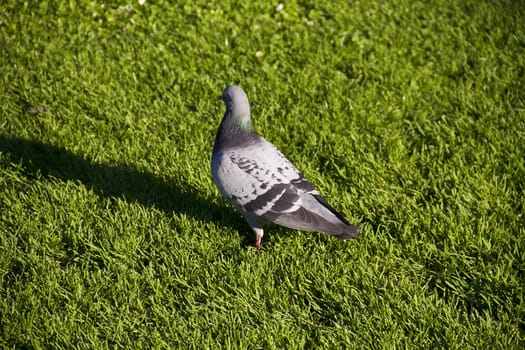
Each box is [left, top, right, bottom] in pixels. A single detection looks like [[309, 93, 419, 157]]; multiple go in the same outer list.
[[1, 0, 524, 348]]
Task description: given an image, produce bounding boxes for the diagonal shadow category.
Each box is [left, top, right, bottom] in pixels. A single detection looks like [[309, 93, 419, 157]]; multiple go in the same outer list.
[[0, 134, 230, 226]]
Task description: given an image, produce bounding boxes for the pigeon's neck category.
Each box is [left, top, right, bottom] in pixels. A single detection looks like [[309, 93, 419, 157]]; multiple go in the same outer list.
[[223, 101, 253, 131], [214, 111, 257, 151]]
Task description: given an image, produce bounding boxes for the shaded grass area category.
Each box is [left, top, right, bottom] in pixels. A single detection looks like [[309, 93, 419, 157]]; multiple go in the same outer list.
[[1, 0, 524, 348]]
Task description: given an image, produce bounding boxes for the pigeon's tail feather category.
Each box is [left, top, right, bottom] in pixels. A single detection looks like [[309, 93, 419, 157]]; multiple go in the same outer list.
[[269, 206, 360, 239], [334, 224, 360, 240], [312, 194, 360, 239]]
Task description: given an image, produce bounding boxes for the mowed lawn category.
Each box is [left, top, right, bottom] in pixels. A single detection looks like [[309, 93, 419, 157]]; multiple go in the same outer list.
[[1, 0, 524, 348]]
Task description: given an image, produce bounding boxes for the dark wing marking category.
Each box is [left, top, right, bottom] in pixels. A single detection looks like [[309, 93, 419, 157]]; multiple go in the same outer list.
[[243, 183, 300, 214], [290, 175, 316, 193]]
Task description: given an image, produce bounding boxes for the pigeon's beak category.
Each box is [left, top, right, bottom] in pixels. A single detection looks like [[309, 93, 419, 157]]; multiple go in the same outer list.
[[218, 94, 224, 101]]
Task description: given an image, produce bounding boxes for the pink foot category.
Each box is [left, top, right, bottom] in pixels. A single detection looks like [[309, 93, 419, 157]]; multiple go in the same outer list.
[[253, 228, 264, 248]]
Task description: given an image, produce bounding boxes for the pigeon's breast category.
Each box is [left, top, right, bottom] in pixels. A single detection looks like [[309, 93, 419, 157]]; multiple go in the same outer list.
[[211, 150, 255, 206]]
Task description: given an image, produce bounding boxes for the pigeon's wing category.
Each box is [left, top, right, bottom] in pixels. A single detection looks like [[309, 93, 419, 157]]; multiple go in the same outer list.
[[212, 138, 359, 239], [212, 138, 304, 213]]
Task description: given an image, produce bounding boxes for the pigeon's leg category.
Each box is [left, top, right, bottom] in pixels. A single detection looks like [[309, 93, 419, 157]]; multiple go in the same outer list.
[[253, 227, 264, 248]]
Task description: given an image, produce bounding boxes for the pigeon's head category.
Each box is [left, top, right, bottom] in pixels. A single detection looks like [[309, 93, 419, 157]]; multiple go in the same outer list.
[[220, 86, 251, 119]]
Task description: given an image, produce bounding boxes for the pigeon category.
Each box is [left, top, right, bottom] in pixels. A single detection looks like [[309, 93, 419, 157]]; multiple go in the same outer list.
[[211, 85, 360, 248]]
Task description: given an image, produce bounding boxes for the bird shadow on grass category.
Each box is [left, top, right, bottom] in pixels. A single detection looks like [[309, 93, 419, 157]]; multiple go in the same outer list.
[[0, 134, 251, 245]]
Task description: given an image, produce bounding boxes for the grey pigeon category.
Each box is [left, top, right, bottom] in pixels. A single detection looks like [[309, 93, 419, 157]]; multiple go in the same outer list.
[[211, 86, 360, 247]]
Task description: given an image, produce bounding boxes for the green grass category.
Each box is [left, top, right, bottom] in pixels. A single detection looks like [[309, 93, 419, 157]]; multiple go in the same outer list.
[[1, 0, 524, 348]]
